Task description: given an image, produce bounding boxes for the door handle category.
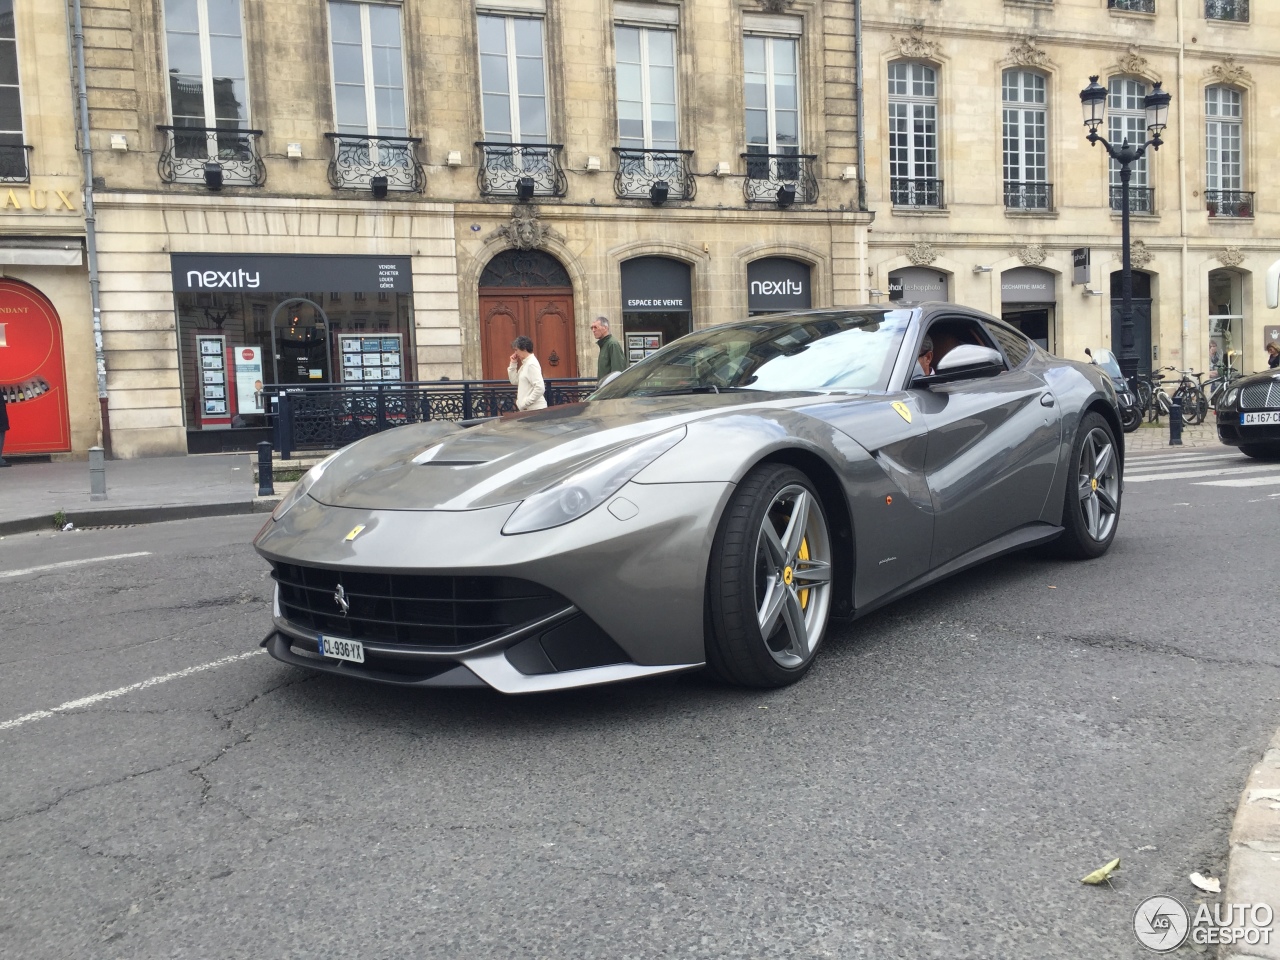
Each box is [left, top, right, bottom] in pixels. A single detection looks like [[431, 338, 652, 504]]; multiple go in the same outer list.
[[1040, 393, 1056, 407]]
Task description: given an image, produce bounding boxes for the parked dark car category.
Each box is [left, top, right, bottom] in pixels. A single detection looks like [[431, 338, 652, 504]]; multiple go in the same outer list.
[[1215, 368, 1280, 458], [1086, 348, 1142, 433]]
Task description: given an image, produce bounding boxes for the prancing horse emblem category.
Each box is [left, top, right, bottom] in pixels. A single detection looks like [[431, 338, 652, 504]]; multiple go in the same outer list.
[[334, 583, 350, 616]]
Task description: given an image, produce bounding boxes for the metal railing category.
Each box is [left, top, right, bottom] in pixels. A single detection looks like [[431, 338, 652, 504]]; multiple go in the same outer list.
[[157, 126, 266, 187], [890, 177, 944, 208], [475, 142, 567, 198], [0, 143, 31, 182], [268, 378, 599, 458], [1109, 0, 1155, 12], [1109, 185, 1155, 213], [1205, 189, 1254, 218], [741, 152, 819, 204], [324, 134, 424, 192], [1004, 181, 1053, 211], [1205, 0, 1248, 21], [613, 148, 696, 201]]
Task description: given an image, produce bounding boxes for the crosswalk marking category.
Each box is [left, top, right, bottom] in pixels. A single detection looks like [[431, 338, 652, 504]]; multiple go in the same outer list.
[[1127, 452, 1243, 469], [1194, 474, 1280, 488], [1126, 463, 1280, 483]]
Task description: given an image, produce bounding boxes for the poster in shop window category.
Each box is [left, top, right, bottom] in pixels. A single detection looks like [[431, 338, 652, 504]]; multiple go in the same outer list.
[[0, 278, 71, 454], [233, 345, 264, 414]]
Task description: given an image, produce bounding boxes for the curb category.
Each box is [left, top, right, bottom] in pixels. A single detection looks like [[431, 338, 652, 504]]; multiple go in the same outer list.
[[1221, 726, 1280, 960], [0, 497, 281, 538]]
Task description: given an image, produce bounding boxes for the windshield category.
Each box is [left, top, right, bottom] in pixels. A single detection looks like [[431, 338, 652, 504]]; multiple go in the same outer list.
[[591, 310, 913, 398], [1093, 349, 1123, 378]]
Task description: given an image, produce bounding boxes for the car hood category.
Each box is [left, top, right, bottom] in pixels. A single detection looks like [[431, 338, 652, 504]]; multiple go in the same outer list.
[[308, 391, 849, 511]]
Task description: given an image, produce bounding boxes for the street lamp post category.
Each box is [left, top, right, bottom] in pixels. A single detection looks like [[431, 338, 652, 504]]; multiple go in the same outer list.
[[1078, 75, 1172, 381]]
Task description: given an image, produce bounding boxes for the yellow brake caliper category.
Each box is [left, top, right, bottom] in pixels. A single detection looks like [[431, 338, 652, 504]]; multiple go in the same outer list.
[[797, 536, 810, 610]]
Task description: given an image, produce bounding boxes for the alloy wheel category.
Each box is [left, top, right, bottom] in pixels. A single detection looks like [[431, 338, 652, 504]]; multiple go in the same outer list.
[[1077, 427, 1120, 542], [753, 485, 833, 668]]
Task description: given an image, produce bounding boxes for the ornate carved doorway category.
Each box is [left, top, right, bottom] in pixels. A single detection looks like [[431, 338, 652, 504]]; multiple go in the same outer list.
[[478, 249, 577, 380]]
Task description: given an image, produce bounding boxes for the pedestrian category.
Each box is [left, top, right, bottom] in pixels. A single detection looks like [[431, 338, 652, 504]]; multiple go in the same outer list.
[[590, 316, 627, 380], [0, 388, 9, 467], [507, 335, 547, 411], [1267, 341, 1280, 370], [1208, 340, 1221, 373]]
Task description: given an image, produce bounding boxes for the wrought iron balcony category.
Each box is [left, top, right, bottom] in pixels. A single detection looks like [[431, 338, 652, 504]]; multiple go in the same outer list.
[[157, 126, 265, 187], [0, 143, 31, 182], [890, 177, 944, 208], [612, 148, 696, 202], [1109, 0, 1155, 12], [324, 134, 424, 192], [475, 142, 567, 198], [1004, 181, 1053, 211], [741, 152, 819, 205], [1206, 0, 1248, 21], [1110, 185, 1155, 213], [1205, 189, 1254, 218]]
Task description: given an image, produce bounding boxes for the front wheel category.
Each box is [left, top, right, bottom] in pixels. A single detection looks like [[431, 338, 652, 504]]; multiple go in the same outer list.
[[705, 465, 834, 688], [1056, 412, 1122, 560]]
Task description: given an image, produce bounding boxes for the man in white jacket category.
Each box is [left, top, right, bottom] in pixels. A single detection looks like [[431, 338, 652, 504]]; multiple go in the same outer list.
[[507, 335, 547, 410]]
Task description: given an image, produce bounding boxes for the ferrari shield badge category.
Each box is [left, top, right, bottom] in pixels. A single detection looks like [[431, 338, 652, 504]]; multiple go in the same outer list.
[[892, 402, 912, 423], [344, 524, 366, 542]]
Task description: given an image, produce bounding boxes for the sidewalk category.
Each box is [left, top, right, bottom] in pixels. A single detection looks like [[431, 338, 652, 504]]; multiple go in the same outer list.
[[0, 452, 282, 536], [1125, 418, 1221, 454]]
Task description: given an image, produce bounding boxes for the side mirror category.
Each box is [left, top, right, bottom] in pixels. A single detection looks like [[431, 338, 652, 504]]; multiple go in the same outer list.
[[913, 344, 1005, 386], [1084, 347, 1093, 359]]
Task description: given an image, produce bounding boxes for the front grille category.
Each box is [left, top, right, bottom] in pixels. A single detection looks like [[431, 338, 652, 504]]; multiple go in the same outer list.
[[272, 562, 571, 649], [1240, 381, 1280, 410]]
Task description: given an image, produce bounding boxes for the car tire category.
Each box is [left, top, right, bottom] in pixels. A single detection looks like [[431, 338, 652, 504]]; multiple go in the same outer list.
[[1055, 412, 1122, 560], [705, 464, 834, 688], [1240, 444, 1280, 461], [1121, 404, 1142, 433]]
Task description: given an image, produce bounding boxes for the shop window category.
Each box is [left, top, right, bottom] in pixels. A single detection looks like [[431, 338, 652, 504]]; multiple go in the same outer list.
[[620, 256, 693, 359], [1207, 269, 1244, 376]]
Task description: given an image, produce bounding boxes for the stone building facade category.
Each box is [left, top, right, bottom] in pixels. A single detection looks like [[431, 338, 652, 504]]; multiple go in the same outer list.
[[77, 0, 872, 458], [859, 0, 1280, 377], [0, 0, 92, 458]]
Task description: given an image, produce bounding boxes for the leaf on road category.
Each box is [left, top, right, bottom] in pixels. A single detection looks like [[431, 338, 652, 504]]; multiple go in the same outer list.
[[1080, 858, 1121, 885], [1189, 872, 1221, 894]]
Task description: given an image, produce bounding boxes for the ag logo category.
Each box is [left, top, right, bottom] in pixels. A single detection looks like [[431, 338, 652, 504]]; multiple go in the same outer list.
[[1133, 896, 1189, 952]]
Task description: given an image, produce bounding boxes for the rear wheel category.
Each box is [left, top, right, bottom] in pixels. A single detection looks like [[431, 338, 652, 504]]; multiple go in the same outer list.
[[1134, 378, 1153, 418], [1120, 401, 1142, 433], [706, 465, 833, 688], [1056, 412, 1121, 560]]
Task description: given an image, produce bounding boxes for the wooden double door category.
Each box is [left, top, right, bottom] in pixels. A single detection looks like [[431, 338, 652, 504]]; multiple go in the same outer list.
[[479, 288, 578, 381]]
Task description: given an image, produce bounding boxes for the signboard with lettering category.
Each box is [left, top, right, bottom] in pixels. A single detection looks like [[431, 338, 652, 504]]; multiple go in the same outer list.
[[1001, 267, 1056, 303], [1072, 248, 1090, 286], [748, 258, 811, 312], [620, 256, 692, 313], [888, 267, 949, 302], [0, 279, 70, 454], [170, 254, 412, 293]]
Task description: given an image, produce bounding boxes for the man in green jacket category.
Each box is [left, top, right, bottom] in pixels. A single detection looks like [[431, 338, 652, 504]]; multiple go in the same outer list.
[[591, 316, 627, 380]]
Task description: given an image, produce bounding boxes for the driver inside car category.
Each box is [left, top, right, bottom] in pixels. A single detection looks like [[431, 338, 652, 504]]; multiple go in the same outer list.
[[914, 335, 934, 378]]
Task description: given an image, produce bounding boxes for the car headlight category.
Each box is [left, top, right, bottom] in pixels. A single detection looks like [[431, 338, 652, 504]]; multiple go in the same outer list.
[[502, 427, 686, 535], [1224, 387, 1239, 408], [271, 452, 339, 521]]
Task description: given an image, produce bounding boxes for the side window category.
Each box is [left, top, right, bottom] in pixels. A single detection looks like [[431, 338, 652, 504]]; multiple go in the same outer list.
[[985, 321, 1032, 368]]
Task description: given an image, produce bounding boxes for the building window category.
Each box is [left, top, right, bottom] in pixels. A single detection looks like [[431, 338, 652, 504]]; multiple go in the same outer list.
[[887, 62, 941, 207], [0, 0, 27, 182], [1205, 85, 1251, 217], [329, 1, 407, 136], [1205, 0, 1248, 22], [615, 25, 677, 150], [1107, 77, 1153, 213], [1002, 69, 1051, 210], [1109, 0, 1155, 12], [478, 14, 548, 143], [744, 34, 799, 159]]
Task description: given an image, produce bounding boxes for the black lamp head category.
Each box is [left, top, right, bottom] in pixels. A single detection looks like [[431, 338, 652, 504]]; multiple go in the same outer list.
[[516, 176, 536, 202], [371, 175, 389, 199], [649, 179, 669, 206], [202, 161, 223, 191], [776, 183, 796, 209]]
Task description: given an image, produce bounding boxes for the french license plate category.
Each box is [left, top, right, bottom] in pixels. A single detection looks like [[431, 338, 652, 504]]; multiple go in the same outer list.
[[1241, 411, 1280, 425], [319, 635, 365, 663]]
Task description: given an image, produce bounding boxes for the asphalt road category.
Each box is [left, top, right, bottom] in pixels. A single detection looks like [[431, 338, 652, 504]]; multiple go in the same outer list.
[[1, 453, 1278, 960]]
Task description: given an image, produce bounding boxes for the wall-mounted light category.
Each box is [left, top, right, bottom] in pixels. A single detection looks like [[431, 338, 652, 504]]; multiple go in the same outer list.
[[649, 180, 669, 206], [109, 133, 128, 152], [203, 161, 223, 191], [370, 175, 389, 199], [713, 161, 731, 177], [841, 166, 857, 181], [972, 265, 993, 274], [1083, 287, 1105, 297], [585, 155, 601, 172], [516, 176, 535, 202], [286, 142, 303, 159], [776, 184, 796, 209], [446, 150, 462, 167]]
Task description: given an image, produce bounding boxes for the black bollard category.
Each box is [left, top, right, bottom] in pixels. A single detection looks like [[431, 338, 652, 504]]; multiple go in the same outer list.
[[257, 441, 275, 496], [1169, 400, 1183, 446]]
